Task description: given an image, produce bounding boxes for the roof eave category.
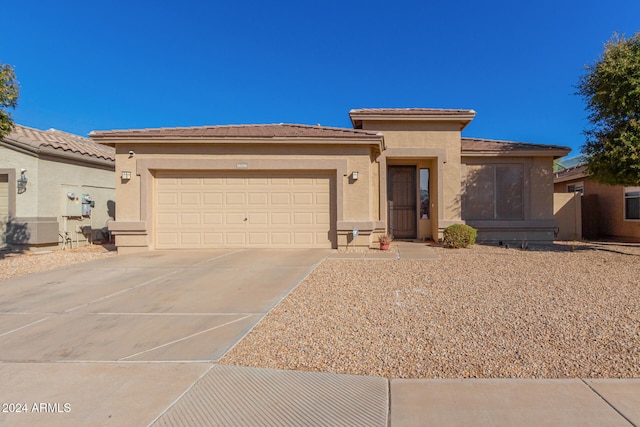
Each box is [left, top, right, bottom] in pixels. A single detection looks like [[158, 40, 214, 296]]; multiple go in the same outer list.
[[92, 135, 384, 149], [349, 111, 476, 130], [462, 148, 571, 158]]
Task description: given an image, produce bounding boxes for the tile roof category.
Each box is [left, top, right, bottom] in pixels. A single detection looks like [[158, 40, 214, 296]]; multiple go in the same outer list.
[[349, 108, 477, 130], [462, 137, 570, 154], [3, 124, 115, 161], [90, 123, 382, 140], [554, 164, 589, 182], [350, 108, 476, 116]]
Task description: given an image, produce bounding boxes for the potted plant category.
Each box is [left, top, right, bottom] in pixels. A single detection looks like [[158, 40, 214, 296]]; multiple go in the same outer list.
[[378, 233, 392, 250]]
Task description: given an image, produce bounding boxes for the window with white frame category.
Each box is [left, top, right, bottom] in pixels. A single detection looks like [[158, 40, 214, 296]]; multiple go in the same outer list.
[[567, 182, 584, 195], [624, 187, 640, 220]]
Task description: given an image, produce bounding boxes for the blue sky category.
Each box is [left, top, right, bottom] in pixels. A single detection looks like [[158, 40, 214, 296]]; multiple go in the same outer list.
[[3, 0, 639, 156]]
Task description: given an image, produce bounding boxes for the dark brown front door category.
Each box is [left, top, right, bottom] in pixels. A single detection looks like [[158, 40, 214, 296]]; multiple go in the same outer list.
[[388, 166, 417, 239]]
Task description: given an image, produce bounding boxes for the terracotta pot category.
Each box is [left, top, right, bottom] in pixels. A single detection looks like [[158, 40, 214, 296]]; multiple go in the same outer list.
[[380, 242, 390, 251]]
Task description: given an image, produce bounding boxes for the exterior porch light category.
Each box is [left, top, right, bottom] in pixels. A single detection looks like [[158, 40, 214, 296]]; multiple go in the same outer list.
[[17, 169, 28, 194], [352, 171, 358, 180], [121, 171, 132, 180]]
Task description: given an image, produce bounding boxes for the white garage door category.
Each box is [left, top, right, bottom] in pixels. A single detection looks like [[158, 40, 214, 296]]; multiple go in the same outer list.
[[154, 171, 334, 249]]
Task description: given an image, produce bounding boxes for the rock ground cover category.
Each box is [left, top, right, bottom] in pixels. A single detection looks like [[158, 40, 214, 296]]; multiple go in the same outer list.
[[0, 244, 115, 280], [221, 242, 640, 379]]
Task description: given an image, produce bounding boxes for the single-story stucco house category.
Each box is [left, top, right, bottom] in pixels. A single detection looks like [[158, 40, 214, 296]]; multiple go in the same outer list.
[[91, 108, 570, 253], [1, 124, 115, 248], [554, 163, 640, 241]]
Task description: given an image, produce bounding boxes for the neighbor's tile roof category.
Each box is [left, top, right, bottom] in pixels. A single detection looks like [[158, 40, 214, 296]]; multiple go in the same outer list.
[[4, 124, 115, 161], [90, 123, 382, 140], [554, 164, 589, 181], [462, 137, 570, 153]]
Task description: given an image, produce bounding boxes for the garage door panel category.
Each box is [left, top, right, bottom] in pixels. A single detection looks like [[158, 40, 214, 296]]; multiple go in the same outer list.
[[203, 178, 223, 185], [204, 232, 223, 244], [203, 193, 223, 205], [271, 193, 290, 205], [157, 193, 178, 205], [157, 177, 179, 186], [180, 233, 201, 245], [157, 213, 179, 225], [180, 213, 201, 225], [271, 213, 291, 225], [155, 172, 333, 249], [248, 178, 269, 185], [203, 213, 222, 224], [248, 193, 268, 205], [180, 193, 200, 205], [226, 213, 246, 224], [294, 233, 314, 245], [226, 233, 246, 245], [225, 193, 245, 205], [293, 193, 313, 205], [248, 233, 269, 244], [247, 212, 268, 225], [294, 178, 313, 185], [270, 177, 291, 185], [180, 177, 201, 186], [316, 193, 330, 205], [293, 213, 313, 225], [156, 233, 179, 246], [316, 212, 330, 224]]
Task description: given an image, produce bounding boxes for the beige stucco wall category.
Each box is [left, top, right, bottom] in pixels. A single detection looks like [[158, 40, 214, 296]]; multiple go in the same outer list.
[[461, 155, 557, 242], [360, 120, 462, 240], [553, 192, 582, 240], [111, 142, 380, 251], [555, 177, 640, 240], [0, 145, 39, 218], [0, 145, 115, 248], [38, 155, 115, 246]]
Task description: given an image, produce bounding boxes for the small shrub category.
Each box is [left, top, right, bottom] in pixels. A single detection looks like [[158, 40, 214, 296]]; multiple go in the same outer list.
[[378, 233, 393, 244], [442, 224, 477, 248]]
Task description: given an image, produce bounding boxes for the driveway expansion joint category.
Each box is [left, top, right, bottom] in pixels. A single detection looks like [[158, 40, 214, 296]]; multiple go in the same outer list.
[[581, 378, 637, 427]]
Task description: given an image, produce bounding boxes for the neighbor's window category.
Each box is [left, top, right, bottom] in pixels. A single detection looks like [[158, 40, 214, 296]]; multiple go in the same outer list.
[[419, 168, 430, 219], [624, 187, 640, 220], [463, 164, 524, 220], [567, 182, 584, 195]]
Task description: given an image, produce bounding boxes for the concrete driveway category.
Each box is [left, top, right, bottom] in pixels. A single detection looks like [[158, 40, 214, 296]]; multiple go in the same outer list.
[[0, 248, 329, 426], [0, 248, 328, 362]]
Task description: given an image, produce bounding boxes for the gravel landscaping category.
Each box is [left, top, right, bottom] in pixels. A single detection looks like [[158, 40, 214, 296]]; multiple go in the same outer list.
[[221, 242, 640, 379], [0, 244, 116, 281]]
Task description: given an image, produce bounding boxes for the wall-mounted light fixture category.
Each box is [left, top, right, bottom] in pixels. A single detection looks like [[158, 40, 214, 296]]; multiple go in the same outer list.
[[17, 169, 28, 194], [351, 171, 359, 180], [121, 171, 132, 180]]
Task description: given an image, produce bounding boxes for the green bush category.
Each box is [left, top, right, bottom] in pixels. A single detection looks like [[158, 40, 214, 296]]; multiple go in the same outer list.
[[442, 224, 477, 248]]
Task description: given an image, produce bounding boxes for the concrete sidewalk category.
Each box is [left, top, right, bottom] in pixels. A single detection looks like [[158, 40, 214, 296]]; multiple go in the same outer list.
[[4, 362, 637, 426], [0, 362, 640, 427], [328, 241, 439, 260], [150, 366, 640, 426]]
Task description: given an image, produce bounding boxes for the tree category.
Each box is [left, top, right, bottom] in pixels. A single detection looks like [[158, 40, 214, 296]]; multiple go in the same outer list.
[[577, 32, 640, 186], [0, 63, 20, 138]]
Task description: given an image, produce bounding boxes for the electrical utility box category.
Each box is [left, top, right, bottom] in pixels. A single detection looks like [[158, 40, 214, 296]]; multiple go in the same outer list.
[[65, 191, 94, 217]]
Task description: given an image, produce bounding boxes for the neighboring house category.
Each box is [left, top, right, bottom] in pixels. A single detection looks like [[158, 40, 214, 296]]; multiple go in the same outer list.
[[554, 163, 640, 241], [91, 108, 569, 253], [1, 124, 116, 249]]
